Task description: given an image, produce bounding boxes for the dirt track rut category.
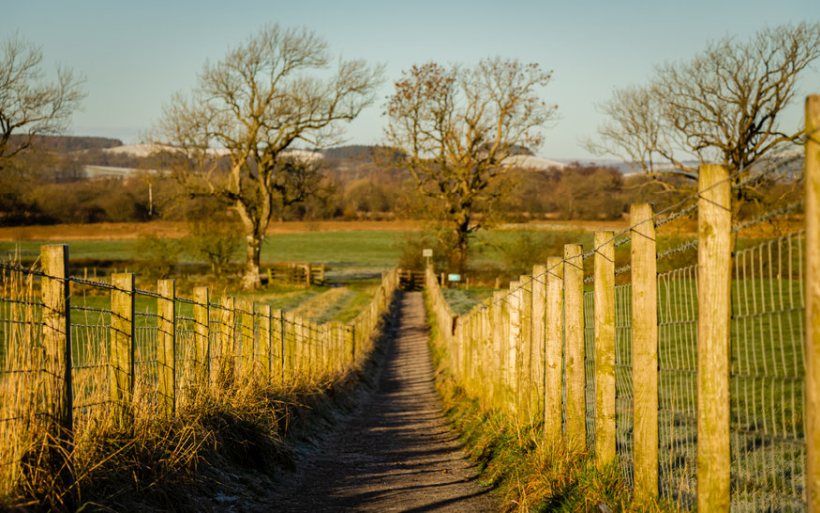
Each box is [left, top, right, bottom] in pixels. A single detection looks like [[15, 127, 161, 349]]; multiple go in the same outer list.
[[267, 291, 496, 512]]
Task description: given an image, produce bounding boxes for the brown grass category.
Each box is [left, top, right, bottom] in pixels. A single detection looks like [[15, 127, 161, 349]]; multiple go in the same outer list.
[[0, 220, 424, 242], [0, 265, 399, 511]]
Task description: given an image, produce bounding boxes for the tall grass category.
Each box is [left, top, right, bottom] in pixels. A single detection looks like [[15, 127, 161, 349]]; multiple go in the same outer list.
[[0, 265, 398, 511], [425, 291, 677, 513]]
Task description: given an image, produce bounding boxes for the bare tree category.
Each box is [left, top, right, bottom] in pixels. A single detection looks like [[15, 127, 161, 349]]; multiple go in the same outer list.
[[0, 34, 84, 169], [155, 25, 383, 289], [386, 59, 557, 272], [589, 22, 820, 184]]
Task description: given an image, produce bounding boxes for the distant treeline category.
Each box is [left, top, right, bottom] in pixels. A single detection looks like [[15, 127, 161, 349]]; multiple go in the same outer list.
[[8, 134, 123, 153], [0, 137, 797, 226]]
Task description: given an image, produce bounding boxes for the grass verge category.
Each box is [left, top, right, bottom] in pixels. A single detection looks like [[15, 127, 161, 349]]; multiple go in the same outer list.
[[425, 292, 678, 513], [0, 291, 399, 513]]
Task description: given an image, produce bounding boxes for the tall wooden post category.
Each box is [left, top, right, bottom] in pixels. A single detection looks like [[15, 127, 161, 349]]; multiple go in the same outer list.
[[276, 309, 286, 383], [258, 304, 272, 382], [40, 245, 73, 436], [237, 300, 254, 382], [805, 94, 820, 513], [193, 287, 209, 382], [593, 231, 616, 467], [544, 256, 564, 443], [519, 275, 533, 416], [630, 203, 658, 501], [532, 264, 547, 416], [697, 164, 731, 512], [508, 280, 521, 410], [157, 279, 176, 416], [219, 297, 235, 383], [492, 290, 506, 408], [110, 273, 135, 415], [564, 244, 586, 450], [348, 324, 356, 366]]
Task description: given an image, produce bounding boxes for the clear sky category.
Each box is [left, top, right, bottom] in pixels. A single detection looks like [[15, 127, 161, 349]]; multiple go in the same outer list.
[[6, 0, 819, 159]]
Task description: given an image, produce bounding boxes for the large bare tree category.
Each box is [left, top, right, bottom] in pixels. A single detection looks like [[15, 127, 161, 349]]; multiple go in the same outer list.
[[0, 34, 84, 169], [155, 25, 382, 289], [589, 22, 820, 186], [386, 59, 557, 272]]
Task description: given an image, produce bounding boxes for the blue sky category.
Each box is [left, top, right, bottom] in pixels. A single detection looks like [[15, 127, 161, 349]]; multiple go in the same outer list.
[[6, 0, 819, 159]]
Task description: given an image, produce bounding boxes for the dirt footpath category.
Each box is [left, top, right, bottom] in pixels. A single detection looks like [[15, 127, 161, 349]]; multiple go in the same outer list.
[[267, 291, 496, 512]]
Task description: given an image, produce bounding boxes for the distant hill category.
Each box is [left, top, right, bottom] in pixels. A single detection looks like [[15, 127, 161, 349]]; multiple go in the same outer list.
[[9, 134, 123, 152], [321, 145, 406, 162], [322, 145, 373, 161], [506, 155, 566, 170]]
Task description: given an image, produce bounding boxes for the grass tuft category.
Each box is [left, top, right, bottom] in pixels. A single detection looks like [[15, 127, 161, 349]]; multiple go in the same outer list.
[[425, 292, 678, 513]]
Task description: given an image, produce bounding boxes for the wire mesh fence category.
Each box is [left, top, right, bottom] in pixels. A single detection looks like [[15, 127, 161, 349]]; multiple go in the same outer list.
[[0, 267, 46, 489], [584, 289, 595, 450], [730, 230, 806, 512], [424, 143, 815, 511], [657, 261, 699, 508], [614, 282, 634, 487], [0, 258, 400, 498]]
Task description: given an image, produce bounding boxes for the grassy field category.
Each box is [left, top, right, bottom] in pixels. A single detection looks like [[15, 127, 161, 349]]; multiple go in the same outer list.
[[433, 229, 806, 511], [0, 222, 626, 282]]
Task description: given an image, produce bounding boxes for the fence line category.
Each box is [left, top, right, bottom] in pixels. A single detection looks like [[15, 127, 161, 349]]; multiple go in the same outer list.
[[426, 95, 819, 511], [0, 255, 399, 497]]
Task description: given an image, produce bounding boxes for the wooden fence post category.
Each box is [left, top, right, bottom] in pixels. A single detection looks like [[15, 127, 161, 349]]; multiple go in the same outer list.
[[532, 265, 547, 417], [110, 273, 134, 416], [593, 231, 616, 467], [237, 300, 254, 382], [696, 164, 731, 512], [40, 245, 73, 436], [157, 279, 175, 416], [492, 290, 506, 408], [630, 203, 658, 502], [508, 280, 521, 412], [219, 297, 235, 383], [349, 324, 356, 365], [519, 275, 534, 417], [544, 256, 564, 443], [276, 309, 286, 383], [564, 244, 586, 450], [193, 287, 209, 383], [806, 94, 820, 513], [295, 317, 305, 377], [259, 304, 272, 382]]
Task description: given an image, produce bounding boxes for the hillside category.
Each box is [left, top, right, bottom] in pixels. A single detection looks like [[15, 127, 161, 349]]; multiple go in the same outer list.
[[8, 134, 123, 152]]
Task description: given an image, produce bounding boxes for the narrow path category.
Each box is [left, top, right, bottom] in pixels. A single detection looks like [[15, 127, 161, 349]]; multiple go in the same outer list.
[[267, 291, 496, 512]]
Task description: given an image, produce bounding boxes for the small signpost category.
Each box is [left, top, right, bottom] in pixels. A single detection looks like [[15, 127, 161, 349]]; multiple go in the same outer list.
[[422, 248, 433, 267]]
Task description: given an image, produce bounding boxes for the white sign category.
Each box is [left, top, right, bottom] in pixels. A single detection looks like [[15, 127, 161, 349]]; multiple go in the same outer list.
[[422, 248, 433, 258], [448, 274, 461, 282]]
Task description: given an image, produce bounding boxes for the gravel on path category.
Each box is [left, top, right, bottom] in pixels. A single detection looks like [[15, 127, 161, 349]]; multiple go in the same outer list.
[[266, 291, 497, 512]]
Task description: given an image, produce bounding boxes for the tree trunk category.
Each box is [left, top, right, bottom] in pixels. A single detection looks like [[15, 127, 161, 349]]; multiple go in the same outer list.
[[241, 232, 263, 290], [450, 225, 469, 275]]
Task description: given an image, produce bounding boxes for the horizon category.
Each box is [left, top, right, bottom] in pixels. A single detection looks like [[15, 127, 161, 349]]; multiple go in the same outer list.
[[7, 0, 820, 160]]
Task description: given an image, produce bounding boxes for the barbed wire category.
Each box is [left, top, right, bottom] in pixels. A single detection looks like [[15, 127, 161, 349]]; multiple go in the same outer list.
[[732, 201, 803, 234], [70, 305, 113, 315], [656, 239, 699, 263], [0, 261, 45, 277], [466, 156, 802, 312]]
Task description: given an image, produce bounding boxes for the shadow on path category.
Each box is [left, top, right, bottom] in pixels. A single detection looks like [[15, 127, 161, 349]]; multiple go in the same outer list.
[[265, 292, 496, 512]]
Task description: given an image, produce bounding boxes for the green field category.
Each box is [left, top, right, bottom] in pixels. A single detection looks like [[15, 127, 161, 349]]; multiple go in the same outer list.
[[0, 230, 410, 269], [0, 227, 600, 274]]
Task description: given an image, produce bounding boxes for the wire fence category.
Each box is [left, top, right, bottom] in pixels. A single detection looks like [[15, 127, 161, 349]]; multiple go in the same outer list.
[[0, 261, 400, 498], [731, 231, 806, 513], [425, 141, 814, 511]]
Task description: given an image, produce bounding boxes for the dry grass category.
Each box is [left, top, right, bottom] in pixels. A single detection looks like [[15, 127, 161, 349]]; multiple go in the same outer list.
[[425, 293, 678, 513], [0, 266, 399, 511], [434, 372, 679, 513], [0, 220, 424, 243]]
